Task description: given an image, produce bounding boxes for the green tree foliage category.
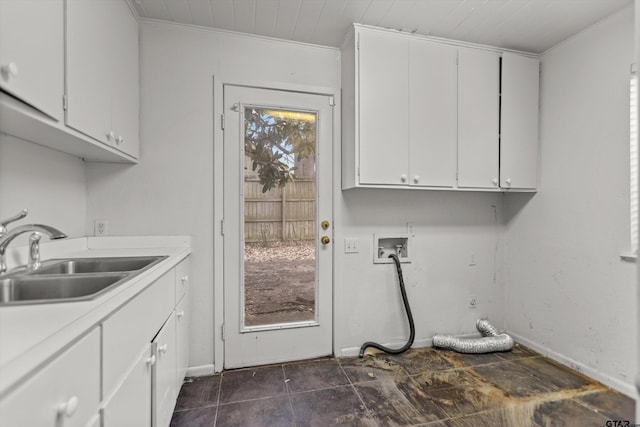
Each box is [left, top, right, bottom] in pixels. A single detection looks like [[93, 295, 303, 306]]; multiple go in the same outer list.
[[244, 108, 315, 193]]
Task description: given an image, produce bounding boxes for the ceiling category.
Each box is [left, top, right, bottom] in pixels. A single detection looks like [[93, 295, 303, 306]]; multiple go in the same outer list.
[[130, 0, 632, 54]]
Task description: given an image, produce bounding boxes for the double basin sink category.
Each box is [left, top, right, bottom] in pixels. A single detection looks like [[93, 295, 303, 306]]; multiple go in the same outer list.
[[0, 256, 167, 305]]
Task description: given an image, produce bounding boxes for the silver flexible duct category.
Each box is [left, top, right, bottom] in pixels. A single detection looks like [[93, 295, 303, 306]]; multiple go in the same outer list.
[[432, 319, 514, 354]]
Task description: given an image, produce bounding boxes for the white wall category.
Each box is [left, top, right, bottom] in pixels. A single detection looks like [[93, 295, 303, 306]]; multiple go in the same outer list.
[[334, 190, 506, 355], [505, 7, 637, 395], [85, 22, 341, 369], [0, 134, 86, 246]]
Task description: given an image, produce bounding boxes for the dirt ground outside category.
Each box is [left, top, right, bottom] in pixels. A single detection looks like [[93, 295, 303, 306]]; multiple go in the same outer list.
[[243, 240, 316, 326]]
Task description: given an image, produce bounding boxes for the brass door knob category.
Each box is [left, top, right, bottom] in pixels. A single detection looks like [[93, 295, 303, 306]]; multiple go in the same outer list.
[[321, 220, 330, 230], [321, 236, 331, 245]]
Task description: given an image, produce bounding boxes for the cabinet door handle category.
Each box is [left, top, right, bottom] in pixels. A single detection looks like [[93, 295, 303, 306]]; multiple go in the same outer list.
[[491, 178, 498, 186], [181, 276, 189, 285], [400, 174, 407, 183], [106, 130, 115, 141], [158, 344, 168, 354], [505, 178, 512, 187], [116, 136, 124, 145], [1, 62, 19, 78], [57, 395, 79, 418], [413, 175, 420, 184], [146, 355, 156, 366], [177, 310, 185, 318]]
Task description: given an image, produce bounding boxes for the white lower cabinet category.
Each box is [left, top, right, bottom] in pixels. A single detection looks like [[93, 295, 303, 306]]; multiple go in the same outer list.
[[153, 313, 178, 427], [100, 256, 190, 427], [0, 255, 190, 427], [101, 344, 153, 427], [176, 295, 189, 391], [0, 328, 100, 427]]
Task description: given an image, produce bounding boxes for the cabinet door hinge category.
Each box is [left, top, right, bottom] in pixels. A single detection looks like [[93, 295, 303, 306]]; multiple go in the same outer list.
[[329, 96, 335, 106], [356, 33, 360, 50], [62, 95, 67, 110], [357, 167, 360, 177], [220, 114, 225, 130], [220, 219, 225, 236], [221, 323, 225, 341]]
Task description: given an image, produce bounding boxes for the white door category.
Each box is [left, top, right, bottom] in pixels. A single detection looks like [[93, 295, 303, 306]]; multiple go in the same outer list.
[[358, 28, 409, 186], [457, 47, 500, 189], [500, 53, 539, 190], [223, 85, 333, 368]]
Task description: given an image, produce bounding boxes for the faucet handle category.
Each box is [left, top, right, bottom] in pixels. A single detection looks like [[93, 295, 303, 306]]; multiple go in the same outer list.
[[0, 209, 28, 236]]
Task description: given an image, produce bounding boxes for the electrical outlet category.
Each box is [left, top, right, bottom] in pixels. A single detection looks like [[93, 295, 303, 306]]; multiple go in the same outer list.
[[94, 219, 108, 236], [345, 238, 359, 253], [468, 296, 478, 309]]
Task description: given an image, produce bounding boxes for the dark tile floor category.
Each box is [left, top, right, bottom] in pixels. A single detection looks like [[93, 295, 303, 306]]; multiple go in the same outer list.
[[170, 344, 636, 427]]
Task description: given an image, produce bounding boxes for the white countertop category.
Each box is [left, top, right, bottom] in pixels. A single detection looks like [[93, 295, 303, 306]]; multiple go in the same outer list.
[[0, 236, 191, 397]]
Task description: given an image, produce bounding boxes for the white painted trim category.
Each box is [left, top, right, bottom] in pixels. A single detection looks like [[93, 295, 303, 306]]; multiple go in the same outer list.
[[541, 4, 633, 57], [509, 332, 637, 398], [140, 19, 340, 53], [338, 337, 440, 358], [352, 23, 540, 58], [185, 364, 216, 378]]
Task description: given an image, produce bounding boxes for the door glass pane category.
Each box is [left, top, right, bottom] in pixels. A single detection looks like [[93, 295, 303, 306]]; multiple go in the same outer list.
[[243, 107, 317, 327]]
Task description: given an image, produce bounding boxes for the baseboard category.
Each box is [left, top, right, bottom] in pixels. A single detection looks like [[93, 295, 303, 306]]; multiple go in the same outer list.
[[338, 333, 488, 358], [509, 332, 637, 398], [186, 364, 216, 377]]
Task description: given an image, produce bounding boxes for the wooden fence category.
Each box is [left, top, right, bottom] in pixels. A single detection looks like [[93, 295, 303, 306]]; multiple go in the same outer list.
[[244, 177, 316, 242]]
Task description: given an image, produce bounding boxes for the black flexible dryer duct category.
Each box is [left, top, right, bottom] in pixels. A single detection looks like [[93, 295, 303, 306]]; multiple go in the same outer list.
[[359, 254, 415, 358]]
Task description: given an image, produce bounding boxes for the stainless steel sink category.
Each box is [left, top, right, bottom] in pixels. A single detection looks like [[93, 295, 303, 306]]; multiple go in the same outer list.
[[0, 255, 167, 305], [0, 273, 128, 304], [29, 256, 165, 275]]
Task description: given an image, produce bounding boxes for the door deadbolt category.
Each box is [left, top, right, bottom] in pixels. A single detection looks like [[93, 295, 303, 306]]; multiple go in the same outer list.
[[321, 220, 330, 230], [321, 236, 331, 245]]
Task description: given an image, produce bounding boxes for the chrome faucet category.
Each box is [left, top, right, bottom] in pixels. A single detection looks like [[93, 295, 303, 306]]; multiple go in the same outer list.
[[0, 210, 67, 274]]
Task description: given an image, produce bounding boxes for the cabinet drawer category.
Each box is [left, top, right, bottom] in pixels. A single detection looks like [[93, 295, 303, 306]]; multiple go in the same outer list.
[[175, 257, 190, 304], [102, 271, 174, 397], [0, 328, 100, 427]]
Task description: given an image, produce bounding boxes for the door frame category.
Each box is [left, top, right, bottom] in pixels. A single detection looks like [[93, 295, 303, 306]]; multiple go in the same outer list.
[[212, 78, 340, 372]]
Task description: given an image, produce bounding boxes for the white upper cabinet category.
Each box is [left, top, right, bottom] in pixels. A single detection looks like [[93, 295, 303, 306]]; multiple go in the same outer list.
[[457, 47, 501, 189], [357, 28, 409, 186], [342, 24, 539, 192], [66, 0, 139, 158], [500, 53, 540, 190], [0, 0, 63, 121], [409, 39, 457, 188]]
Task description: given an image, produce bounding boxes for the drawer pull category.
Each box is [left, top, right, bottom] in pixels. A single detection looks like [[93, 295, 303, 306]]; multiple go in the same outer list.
[[146, 355, 156, 366], [57, 395, 79, 418], [177, 310, 185, 319], [158, 344, 168, 354], [181, 276, 189, 285]]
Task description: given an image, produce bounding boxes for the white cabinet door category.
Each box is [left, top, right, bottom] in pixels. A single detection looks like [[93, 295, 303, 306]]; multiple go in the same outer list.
[[0, 0, 63, 121], [358, 29, 409, 185], [457, 48, 500, 189], [66, 0, 139, 158], [500, 53, 539, 190], [153, 312, 177, 427], [0, 328, 100, 427], [409, 39, 457, 187], [101, 344, 153, 427], [66, 0, 112, 144], [176, 295, 189, 390], [108, 0, 139, 158]]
